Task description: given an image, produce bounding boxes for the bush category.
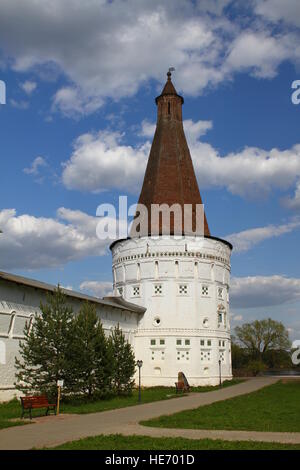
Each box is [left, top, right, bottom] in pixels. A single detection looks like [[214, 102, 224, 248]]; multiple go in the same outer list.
[[247, 360, 267, 376]]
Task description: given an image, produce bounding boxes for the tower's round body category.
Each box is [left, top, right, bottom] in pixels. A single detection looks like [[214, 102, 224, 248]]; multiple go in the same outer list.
[[111, 235, 232, 386], [110, 71, 233, 386]]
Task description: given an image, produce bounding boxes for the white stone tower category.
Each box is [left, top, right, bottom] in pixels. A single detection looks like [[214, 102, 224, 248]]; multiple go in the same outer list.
[[110, 71, 233, 386]]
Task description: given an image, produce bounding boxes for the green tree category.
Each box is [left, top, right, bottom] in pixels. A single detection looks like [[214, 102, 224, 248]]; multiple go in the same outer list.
[[108, 325, 136, 395], [15, 287, 75, 398], [231, 341, 250, 369], [69, 302, 112, 398], [234, 318, 290, 361], [247, 359, 267, 376]]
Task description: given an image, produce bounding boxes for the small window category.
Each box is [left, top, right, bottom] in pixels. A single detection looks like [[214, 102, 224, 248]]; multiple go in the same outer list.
[[218, 312, 223, 324], [218, 287, 223, 299], [151, 339, 156, 346], [154, 284, 162, 295], [168, 102, 170, 115], [176, 339, 182, 345], [179, 284, 188, 295], [200, 339, 205, 346], [160, 339, 165, 345], [133, 286, 140, 296], [207, 340, 212, 347], [202, 285, 209, 296], [185, 339, 190, 346]]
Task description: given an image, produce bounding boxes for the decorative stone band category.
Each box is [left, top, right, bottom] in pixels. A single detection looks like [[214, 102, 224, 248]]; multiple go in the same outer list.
[[135, 329, 231, 336], [113, 250, 230, 269]]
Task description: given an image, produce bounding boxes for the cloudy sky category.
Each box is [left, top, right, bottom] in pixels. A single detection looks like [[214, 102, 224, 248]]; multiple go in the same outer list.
[[0, 0, 300, 339]]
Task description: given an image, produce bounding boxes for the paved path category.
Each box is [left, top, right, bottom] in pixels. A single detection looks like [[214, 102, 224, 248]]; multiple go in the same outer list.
[[0, 377, 297, 449]]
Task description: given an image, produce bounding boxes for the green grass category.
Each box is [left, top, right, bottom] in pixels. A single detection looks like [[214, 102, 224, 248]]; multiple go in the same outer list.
[[0, 380, 242, 429], [0, 399, 28, 429], [142, 381, 300, 432], [49, 433, 300, 450], [60, 381, 242, 414]]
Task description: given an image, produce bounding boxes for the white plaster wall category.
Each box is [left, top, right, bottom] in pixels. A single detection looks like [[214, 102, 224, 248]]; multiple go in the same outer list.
[[112, 236, 232, 386], [0, 280, 140, 402]]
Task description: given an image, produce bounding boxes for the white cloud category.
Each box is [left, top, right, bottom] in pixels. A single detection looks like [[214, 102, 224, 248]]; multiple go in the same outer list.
[[225, 32, 290, 78], [20, 80, 37, 95], [23, 156, 47, 176], [0, 207, 110, 270], [232, 314, 243, 322], [183, 119, 213, 143], [62, 130, 150, 193], [139, 120, 156, 139], [0, 1, 299, 115], [282, 181, 300, 211], [255, 0, 300, 28], [10, 99, 29, 109], [192, 143, 300, 198], [231, 275, 300, 308], [62, 120, 300, 201], [226, 219, 300, 253], [79, 281, 113, 298]]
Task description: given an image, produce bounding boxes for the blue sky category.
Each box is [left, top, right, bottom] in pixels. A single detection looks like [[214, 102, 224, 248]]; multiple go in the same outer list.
[[0, 0, 300, 339]]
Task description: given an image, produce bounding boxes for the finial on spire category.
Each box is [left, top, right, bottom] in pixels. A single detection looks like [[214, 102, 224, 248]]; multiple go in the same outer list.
[[168, 67, 175, 79]]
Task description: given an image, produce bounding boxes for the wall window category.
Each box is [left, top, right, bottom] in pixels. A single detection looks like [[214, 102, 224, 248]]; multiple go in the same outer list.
[[151, 350, 165, 361], [132, 285, 140, 296], [154, 284, 162, 295], [218, 287, 223, 299], [202, 285, 209, 296], [159, 339, 165, 345], [176, 339, 182, 345], [177, 350, 190, 362], [200, 349, 211, 362], [218, 312, 223, 324], [178, 284, 188, 295], [200, 339, 212, 347], [117, 287, 123, 296], [185, 339, 190, 346], [219, 340, 225, 347], [150, 339, 156, 346], [219, 350, 225, 363]]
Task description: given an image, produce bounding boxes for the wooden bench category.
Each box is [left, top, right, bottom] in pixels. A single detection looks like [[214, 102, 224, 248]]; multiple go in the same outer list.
[[20, 395, 56, 419], [175, 381, 190, 393]]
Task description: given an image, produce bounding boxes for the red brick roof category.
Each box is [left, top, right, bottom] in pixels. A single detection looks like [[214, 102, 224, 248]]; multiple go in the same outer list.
[[131, 71, 210, 237]]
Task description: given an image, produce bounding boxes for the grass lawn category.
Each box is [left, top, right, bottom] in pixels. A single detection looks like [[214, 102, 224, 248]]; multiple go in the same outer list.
[[49, 433, 300, 450], [61, 380, 242, 415], [142, 380, 300, 432], [0, 400, 28, 430], [0, 380, 242, 429]]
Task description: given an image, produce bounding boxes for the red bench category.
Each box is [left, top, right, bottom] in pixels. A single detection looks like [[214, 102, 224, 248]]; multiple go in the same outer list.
[[175, 381, 190, 393], [20, 395, 56, 419]]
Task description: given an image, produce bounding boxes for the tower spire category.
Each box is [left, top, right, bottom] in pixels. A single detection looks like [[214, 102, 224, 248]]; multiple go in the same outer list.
[[132, 71, 210, 237]]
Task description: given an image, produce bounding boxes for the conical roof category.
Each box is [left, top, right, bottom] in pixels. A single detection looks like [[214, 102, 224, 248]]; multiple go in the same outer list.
[[131, 71, 210, 238]]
